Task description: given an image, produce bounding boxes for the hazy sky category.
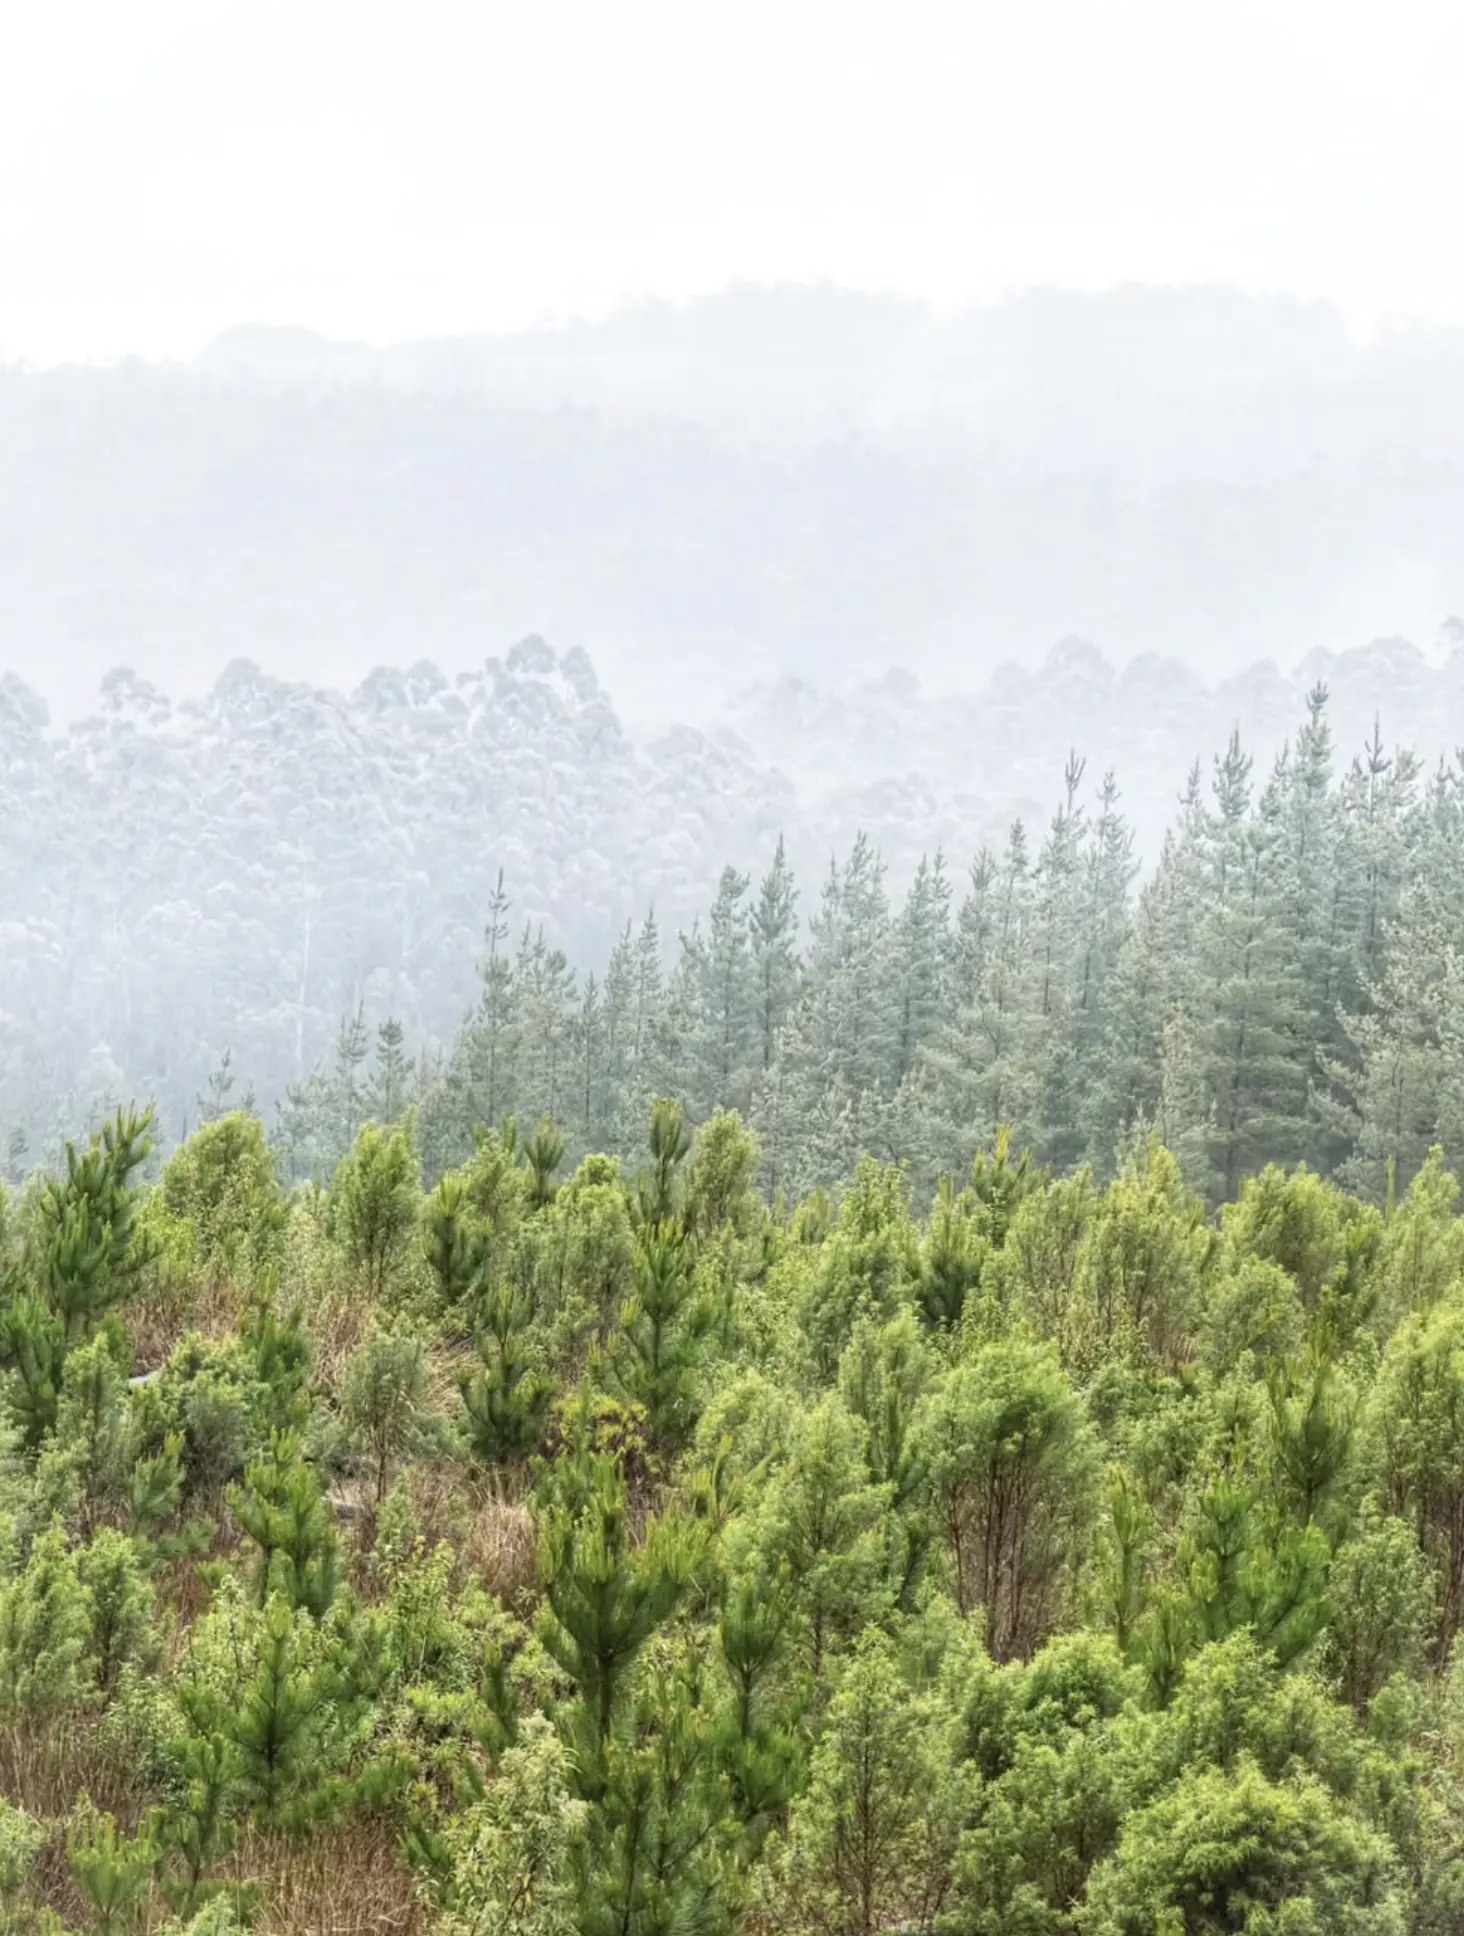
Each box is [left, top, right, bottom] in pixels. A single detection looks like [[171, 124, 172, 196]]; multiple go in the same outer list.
[[2, 0, 1461, 362]]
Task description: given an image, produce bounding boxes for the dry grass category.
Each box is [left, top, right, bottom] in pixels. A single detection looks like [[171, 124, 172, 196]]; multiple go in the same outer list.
[[460, 1487, 539, 1608], [4, 1719, 162, 1928], [128, 1265, 252, 1372], [236, 1819, 423, 1935], [29, 1820, 423, 1936], [0, 1719, 136, 1829], [304, 1281, 374, 1389], [402, 1462, 540, 1610]]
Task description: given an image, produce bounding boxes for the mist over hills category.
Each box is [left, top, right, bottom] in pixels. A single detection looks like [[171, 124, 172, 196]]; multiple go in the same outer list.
[[5, 278, 1464, 1147], [2, 630, 1461, 1153], [3, 284, 1464, 718]]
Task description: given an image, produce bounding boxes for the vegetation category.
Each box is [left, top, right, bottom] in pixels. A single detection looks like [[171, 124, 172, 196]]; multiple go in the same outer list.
[[4, 643, 1463, 1174], [3, 698, 1464, 1931], [256, 683, 1464, 1224], [0, 1060, 1459, 1931]]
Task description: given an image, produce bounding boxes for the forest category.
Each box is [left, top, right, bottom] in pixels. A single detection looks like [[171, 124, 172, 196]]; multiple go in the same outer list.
[[2, 631, 1462, 1172], [277, 676, 1464, 1215], [0, 675, 1463, 1930]]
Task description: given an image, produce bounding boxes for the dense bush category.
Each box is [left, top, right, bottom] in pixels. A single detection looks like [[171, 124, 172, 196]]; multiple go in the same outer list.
[[0, 1086, 1461, 1930]]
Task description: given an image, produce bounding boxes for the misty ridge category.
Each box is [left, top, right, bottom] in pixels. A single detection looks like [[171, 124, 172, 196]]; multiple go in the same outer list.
[[5, 277, 1464, 1149], [3, 283, 1464, 721], [4, 279, 1464, 1155]]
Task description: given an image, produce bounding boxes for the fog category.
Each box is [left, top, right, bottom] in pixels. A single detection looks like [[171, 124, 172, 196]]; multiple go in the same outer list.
[[5, 6, 1464, 1147], [4, 283, 1464, 728]]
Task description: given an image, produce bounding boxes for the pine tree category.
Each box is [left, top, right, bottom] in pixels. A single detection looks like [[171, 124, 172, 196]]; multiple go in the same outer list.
[[1194, 736, 1310, 1200], [935, 826, 1034, 1155], [478, 868, 516, 1130], [422, 1171, 491, 1315], [601, 924, 637, 1135], [535, 1448, 701, 1771], [888, 852, 952, 1088], [367, 1018, 414, 1123], [750, 836, 800, 1073], [572, 973, 608, 1151], [521, 1116, 567, 1211], [1086, 764, 1210, 1167], [460, 1280, 552, 1467], [611, 1228, 712, 1455], [683, 864, 756, 1116], [198, 1046, 251, 1124], [37, 1103, 156, 1340], [1272, 688, 1352, 1170], [229, 1432, 342, 1616], [1069, 771, 1137, 1166], [516, 927, 578, 1130], [159, 1730, 241, 1917], [331, 1004, 371, 1150], [228, 1596, 339, 1826], [66, 1799, 158, 1936], [1024, 761, 1096, 1166]]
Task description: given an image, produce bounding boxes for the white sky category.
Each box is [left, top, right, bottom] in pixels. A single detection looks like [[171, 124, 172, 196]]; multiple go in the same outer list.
[[2, 0, 1462, 362]]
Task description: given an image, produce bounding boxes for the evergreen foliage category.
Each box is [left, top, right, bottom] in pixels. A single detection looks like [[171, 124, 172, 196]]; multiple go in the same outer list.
[[9, 687, 1464, 1928]]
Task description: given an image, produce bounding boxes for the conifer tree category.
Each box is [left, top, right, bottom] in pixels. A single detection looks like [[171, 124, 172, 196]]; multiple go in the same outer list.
[[340, 1326, 433, 1503], [682, 864, 756, 1115], [888, 852, 952, 1088], [366, 1017, 414, 1123], [1195, 737, 1310, 1199], [158, 1730, 241, 1918], [750, 836, 800, 1073], [611, 1227, 712, 1455], [516, 926, 578, 1129], [422, 1170, 491, 1315], [227, 1596, 339, 1826], [535, 1447, 701, 1771], [38, 1103, 156, 1340], [331, 1004, 370, 1150], [935, 827, 1034, 1155], [477, 868, 516, 1130], [329, 1117, 421, 1300], [521, 1115, 566, 1211], [572, 972, 609, 1151], [1025, 756, 1088, 1159], [717, 1564, 801, 1831], [460, 1280, 552, 1467], [67, 1799, 159, 1936], [229, 1432, 341, 1616]]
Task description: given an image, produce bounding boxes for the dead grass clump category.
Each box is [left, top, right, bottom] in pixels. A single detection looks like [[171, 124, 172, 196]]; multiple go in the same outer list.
[[461, 1485, 539, 1609], [236, 1817, 423, 1935], [306, 1282, 374, 1389], [400, 1463, 540, 1610], [129, 1265, 250, 1373], [0, 1718, 136, 1828]]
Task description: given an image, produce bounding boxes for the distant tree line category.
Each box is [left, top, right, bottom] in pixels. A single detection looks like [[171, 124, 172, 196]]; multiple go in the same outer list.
[[275, 687, 1464, 1210]]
